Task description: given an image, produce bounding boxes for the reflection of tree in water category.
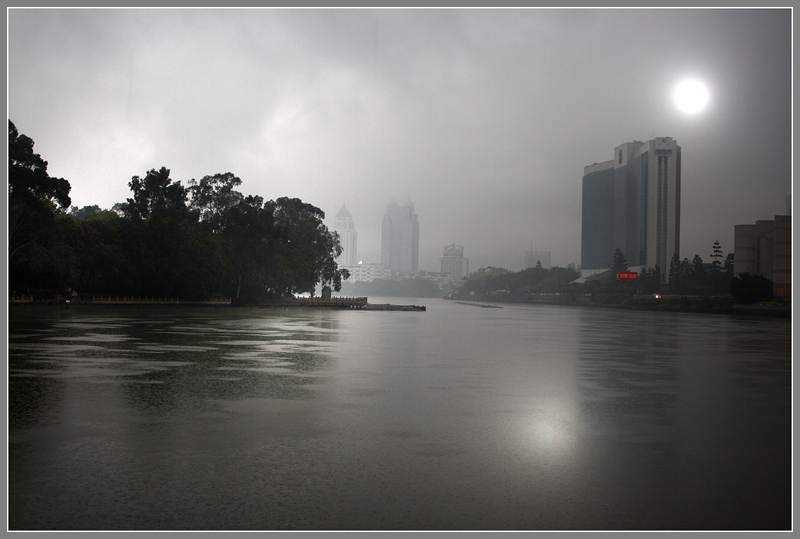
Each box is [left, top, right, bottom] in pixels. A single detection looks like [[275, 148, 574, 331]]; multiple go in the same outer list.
[[9, 315, 78, 431], [117, 312, 340, 414]]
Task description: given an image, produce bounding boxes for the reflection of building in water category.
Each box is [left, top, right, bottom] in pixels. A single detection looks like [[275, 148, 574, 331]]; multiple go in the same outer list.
[[381, 199, 419, 274], [334, 204, 357, 266], [524, 248, 551, 269], [342, 262, 392, 283], [734, 215, 791, 296], [440, 243, 469, 279], [581, 137, 680, 281]]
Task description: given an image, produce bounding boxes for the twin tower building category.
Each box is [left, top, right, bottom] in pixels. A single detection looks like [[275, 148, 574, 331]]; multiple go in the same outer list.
[[581, 137, 681, 280], [334, 199, 420, 275]]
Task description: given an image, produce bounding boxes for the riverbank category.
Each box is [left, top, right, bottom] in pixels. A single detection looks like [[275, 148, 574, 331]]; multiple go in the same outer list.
[[445, 295, 791, 318], [9, 296, 427, 312]]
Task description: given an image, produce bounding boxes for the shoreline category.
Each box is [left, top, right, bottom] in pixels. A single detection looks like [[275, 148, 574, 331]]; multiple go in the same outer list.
[[444, 296, 791, 318], [8, 296, 789, 318]]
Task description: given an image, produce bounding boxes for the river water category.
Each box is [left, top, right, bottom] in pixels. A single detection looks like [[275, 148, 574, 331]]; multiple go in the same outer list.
[[7, 299, 792, 530]]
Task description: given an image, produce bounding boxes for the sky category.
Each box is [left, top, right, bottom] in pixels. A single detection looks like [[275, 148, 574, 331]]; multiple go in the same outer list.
[[7, 8, 792, 272]]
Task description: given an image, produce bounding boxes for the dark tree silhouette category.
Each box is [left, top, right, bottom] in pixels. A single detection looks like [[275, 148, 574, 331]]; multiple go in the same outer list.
[[8, 120, 71, 260], [611, 248, 628, 273], [731, 273, 773, 304]]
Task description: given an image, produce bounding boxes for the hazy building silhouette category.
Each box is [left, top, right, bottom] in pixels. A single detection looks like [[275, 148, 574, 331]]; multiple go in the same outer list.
[[381, 199, 419, 274], [440, 243, 469, 279], [581, 137, 681, 280], [734, 215, 791, 296], [334, 204, 357, 266], [524, 248, 551, 269]]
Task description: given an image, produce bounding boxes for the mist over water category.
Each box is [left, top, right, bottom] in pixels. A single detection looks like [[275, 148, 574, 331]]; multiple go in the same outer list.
[[8, 300, 791, 530]]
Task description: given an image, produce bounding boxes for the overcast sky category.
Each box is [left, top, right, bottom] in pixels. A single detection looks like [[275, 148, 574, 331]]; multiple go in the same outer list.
[[8, 8, 792, 272]]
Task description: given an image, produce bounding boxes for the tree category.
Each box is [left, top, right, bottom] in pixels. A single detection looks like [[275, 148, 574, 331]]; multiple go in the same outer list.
[[55, 211, 127, 295], [220, 195, 279, 302], [668, 253, 682, 292], [69, 205, 104, 219], [724, 253, 735, 274], [8, 120, 72, 261], [611, 248, 628, 273], [690, 254, 706, 292], [269, 197, 347, 296], [638, 265, 662, 295], [710, 240, 723, 271], [187, 172, 244, 234], [731, 273, 773, 304], [120, 167, 187, 219]]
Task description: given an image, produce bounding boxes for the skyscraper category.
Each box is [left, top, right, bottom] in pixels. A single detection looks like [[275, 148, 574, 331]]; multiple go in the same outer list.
[[334, 204, 357, 266], [381, 199, 419, 274], [581, 137, 681, 279]]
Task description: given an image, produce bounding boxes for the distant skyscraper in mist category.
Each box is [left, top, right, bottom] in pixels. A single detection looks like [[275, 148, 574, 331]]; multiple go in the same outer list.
[[381, 199, 419, 274], [334, 204, 357, 266], [581, 137, 681, 279], [440, 243, 468, 279]]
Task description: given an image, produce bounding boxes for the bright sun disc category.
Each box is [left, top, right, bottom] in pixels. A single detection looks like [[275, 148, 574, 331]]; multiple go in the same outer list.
[[674, 80, 709, 114]]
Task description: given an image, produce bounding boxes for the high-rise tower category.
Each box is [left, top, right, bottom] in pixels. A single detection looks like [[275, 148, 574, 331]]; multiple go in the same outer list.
[[334, 204, 357, 266], [581, 137, 681, 279], [381, 199, 419, 274]]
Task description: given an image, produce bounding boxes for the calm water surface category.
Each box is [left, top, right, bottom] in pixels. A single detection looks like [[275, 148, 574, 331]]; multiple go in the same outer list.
[[8, 299, 792, 530]]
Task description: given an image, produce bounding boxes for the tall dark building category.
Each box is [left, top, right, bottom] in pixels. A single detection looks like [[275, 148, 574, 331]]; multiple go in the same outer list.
[[381, 199, 419, 274], [581, 137, 681, 279]]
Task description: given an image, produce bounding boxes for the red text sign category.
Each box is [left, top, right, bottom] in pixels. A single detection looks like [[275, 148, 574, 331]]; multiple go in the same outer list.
[[616, 272, 638, 280]]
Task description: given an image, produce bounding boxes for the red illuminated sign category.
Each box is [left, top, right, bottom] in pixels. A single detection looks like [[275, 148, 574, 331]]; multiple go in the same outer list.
[[616, 272, 638, 280]]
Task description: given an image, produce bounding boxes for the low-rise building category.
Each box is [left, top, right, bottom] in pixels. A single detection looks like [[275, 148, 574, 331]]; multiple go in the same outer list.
[[734, 215, 791, 296], [341, 262, 392, 283]]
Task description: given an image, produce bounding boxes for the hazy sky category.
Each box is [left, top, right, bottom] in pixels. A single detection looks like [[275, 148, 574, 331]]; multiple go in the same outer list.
[[8, 8, 792, 272]]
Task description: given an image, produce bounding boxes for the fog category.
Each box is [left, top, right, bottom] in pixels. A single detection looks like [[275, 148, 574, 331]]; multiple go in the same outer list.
[[7, 8, 791, 271]]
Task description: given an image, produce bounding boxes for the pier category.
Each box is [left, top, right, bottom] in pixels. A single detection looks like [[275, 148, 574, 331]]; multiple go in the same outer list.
[[281, 297, 368, 309]]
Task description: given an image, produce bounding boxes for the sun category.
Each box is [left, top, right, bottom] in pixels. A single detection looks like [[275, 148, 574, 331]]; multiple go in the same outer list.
[[673, 79, 709, 114]]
